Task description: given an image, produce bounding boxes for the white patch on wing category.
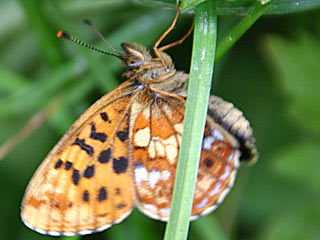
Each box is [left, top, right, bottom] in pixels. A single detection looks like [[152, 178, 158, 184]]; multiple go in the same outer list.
[[196, 198, 208, 209], [160, 207, 171, 216], [161, 170, 171, 181], [220, 165, 230, 180], [209, 182, 221, 197], [227, 150, 235, 163], [143, 204, 157, 211], [211, 128, 224, 141], [203, 136, 215, 150], [134, 163, 148, 185], [77, 230, 94, 236], [149, 169, 161, 189]]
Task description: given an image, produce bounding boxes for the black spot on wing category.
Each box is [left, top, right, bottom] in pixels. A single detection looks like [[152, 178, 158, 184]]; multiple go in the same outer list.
[[204, 158, 214, 168], [90, 123, 107, 142], [115, 188, 121, 195], [100, 112, 111, 122], [65, 161, 73, 170], [116, 131, 128, 142], [83, 165, 95, 178], [72, 169, 80, 185], [113, 157, 128, 174], [134, 146, 146, 150], [98, 187, 107, 201], [54, 159, 63, 169], [72, 138, 94, 156], [83, 190, 89, 202], [117, 203, 127, 209], [98, 148, 111, 163]]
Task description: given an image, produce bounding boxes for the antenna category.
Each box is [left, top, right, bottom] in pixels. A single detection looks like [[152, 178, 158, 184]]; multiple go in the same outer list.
[[83, 19, 120, 55], [57, 30, 124, 60]]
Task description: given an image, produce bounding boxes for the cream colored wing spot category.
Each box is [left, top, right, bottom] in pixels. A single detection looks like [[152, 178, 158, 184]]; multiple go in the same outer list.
[[155, 141, 165, 157], [148, 139, 166, 159], [134, 127, 151, 147], [147, 135, 179, 164], [196, 174, 216, 193], [162, 135, 178, 164], [173, 123, 183, 134]]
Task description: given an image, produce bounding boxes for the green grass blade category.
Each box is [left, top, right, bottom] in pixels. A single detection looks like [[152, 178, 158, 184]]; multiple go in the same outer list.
[[215, 0, 275, 61], [163, 1, 217, 239]]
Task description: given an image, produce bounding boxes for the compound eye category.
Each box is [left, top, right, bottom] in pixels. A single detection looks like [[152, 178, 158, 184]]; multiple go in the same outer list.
[[127, 56, 142, 67]]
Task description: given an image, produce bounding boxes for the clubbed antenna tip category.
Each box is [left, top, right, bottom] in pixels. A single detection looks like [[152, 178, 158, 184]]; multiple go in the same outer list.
[[57, 30, 70, 39]]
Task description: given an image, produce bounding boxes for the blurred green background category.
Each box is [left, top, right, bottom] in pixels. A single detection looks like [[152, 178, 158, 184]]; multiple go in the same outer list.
[[0, 0, 319, 239]]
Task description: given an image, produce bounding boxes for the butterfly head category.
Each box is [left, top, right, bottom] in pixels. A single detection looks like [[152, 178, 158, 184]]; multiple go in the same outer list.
[[120, 42, 184, 88], [120, 43, 152, 68]]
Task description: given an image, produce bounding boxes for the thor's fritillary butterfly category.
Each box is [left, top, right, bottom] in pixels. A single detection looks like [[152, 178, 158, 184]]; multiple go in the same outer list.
[[21, 4, 257, 236]]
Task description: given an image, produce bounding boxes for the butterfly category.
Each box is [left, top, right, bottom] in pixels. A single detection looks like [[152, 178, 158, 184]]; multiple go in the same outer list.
[[21, 5, 257, 237]]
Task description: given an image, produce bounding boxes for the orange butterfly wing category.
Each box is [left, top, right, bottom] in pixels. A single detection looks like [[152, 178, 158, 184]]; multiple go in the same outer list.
[[21, 81, 138, 236], [131, 95, 241, 220]]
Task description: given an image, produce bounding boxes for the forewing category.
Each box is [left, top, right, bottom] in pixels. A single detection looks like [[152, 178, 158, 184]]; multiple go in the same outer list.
[[21, 81, 137, 236], [132, 96, 240, 220]]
